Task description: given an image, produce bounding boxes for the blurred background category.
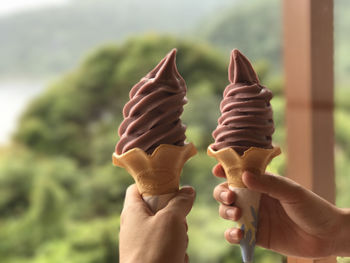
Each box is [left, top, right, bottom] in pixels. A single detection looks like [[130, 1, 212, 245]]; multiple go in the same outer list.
[[0, 0, 349, 262]]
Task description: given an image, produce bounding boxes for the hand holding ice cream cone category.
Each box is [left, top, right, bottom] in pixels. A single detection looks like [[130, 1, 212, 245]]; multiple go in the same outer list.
[[208, 49, 280, 262], [213, 169, 350, 259], [119, 184, 195, 263], [208, 146, 280, 262]]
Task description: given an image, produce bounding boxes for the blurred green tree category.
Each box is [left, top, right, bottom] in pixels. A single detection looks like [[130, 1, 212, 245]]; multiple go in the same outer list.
[[15, 34, 228, 164], [201, 0, 282, 72]]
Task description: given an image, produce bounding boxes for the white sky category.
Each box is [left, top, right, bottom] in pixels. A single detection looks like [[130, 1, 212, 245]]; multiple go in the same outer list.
[[0, 0, 69, 15], [0, 0, 70, 144]]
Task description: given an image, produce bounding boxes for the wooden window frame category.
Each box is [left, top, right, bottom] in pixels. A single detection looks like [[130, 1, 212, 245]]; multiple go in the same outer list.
[[283, 0, 336, 262]]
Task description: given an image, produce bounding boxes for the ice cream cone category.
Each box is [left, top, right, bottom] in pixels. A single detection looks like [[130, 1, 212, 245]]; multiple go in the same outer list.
[[113, 143, 197, 212], [207, 145, 281, 263]]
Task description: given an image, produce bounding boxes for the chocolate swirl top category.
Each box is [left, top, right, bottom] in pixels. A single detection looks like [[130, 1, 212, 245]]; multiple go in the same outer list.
[[211, 49, 274, 155], [116, 49, 187, 155]]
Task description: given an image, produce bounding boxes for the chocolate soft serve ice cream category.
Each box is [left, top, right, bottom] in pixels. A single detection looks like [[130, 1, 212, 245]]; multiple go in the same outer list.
[[116, 49, 187, 155], [113, 49, 196, 212], [211, 49, 274, 155]]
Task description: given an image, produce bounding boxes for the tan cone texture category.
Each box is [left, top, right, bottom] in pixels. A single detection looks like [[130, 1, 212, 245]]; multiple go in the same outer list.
[[207, 146, 281, 188], [113, 143, 197, 196]]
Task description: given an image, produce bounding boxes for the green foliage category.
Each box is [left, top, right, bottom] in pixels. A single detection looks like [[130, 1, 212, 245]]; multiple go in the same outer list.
[[183, 82, 221, 150], [0, 147, 34, 217], [74, 165, 132, 219], [201, 0, 282, 71], [0, 146, 120, 262], [182, 152, 219, 203], [200, 0, 350, 87], [335, 107, 350, 208], [219, 245, 284, 263], [335, 0, 350, 86], [338, 257, 350, 263], [335, 109, 350, 156], [187, 204, 233, 262], [336, 88, 350, 112], [14, 34, 228, 164], [335, 149, 350, 208]]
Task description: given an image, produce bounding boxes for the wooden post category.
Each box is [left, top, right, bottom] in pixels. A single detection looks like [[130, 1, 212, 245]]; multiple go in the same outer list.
[[283, 0, 335, 262]]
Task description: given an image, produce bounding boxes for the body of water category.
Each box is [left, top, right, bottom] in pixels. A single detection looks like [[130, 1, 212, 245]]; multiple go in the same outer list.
[[0, 81, 46, 145]]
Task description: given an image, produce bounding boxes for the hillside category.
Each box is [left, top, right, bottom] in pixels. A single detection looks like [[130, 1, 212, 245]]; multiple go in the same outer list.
[[2, 0, 349, 84], [0, 0, 233, 78]]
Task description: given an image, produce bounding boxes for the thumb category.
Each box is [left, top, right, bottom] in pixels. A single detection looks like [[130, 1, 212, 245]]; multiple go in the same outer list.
[[242, 171, 303, 203], [163, 186, 196, 218], [123, 184, 152, 215]]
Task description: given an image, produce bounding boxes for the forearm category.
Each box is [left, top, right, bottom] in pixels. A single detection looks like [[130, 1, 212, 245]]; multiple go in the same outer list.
[[334, 208, 350, 256]]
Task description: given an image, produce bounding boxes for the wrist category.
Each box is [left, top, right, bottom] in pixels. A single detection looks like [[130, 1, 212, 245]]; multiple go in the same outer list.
[[334, 208, 350, 256]]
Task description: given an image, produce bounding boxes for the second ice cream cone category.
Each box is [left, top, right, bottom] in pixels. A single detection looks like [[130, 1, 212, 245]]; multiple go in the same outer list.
[[113, 143, 197, 212], [207, 146, 281, 189], [207, 145, 280, 262]]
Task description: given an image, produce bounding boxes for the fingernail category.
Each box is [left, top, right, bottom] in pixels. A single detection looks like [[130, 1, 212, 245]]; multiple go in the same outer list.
[[230, 229, 238, 237], [181, 186, 194, 195], [226, 208, 235, 219], [220, 191, 228, 202]]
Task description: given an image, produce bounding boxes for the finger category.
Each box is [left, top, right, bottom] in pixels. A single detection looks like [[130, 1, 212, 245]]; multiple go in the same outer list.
[[163, 186, 196, 218], [212, 163, 226, 178], [123, 184, 152, 215], [242, 171, 303, 203], [224, 228, 243, 244], [124, 184, 145, 207], [219, 204, 241, 221], [213, 182, 235, 205]]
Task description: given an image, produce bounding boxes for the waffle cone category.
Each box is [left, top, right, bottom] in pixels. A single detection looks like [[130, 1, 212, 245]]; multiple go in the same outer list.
[[208, 145, 281, 262], [207, 146, 281, 188], [113, 143, 197, 196]]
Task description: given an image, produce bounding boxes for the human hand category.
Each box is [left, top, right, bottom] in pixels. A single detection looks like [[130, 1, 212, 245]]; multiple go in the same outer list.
[[119, 184, 195, 263], [212, 164, 350, 258]]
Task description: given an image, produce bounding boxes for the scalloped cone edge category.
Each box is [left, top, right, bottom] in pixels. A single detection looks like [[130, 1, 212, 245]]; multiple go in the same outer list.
[[112, 143, 197, 196], [207, 146, 281, 188]]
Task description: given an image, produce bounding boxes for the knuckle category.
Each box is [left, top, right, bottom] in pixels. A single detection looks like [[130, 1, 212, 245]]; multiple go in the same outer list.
[[266, 173, 278, 184], [177, 194, 191, 204], [122, 202, 139, 216], [224, 230, 233, 243], [213, 187, 221, 201], [219, 205, 228, 219], [125, 184, 134, 195], [282, 177, 304, 196], [159, 210, 182, 226], [213, 183, 228, 202], [291, 182, 303, 193], [225, 228, 240, 244], [172, 195, 192, 209]]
